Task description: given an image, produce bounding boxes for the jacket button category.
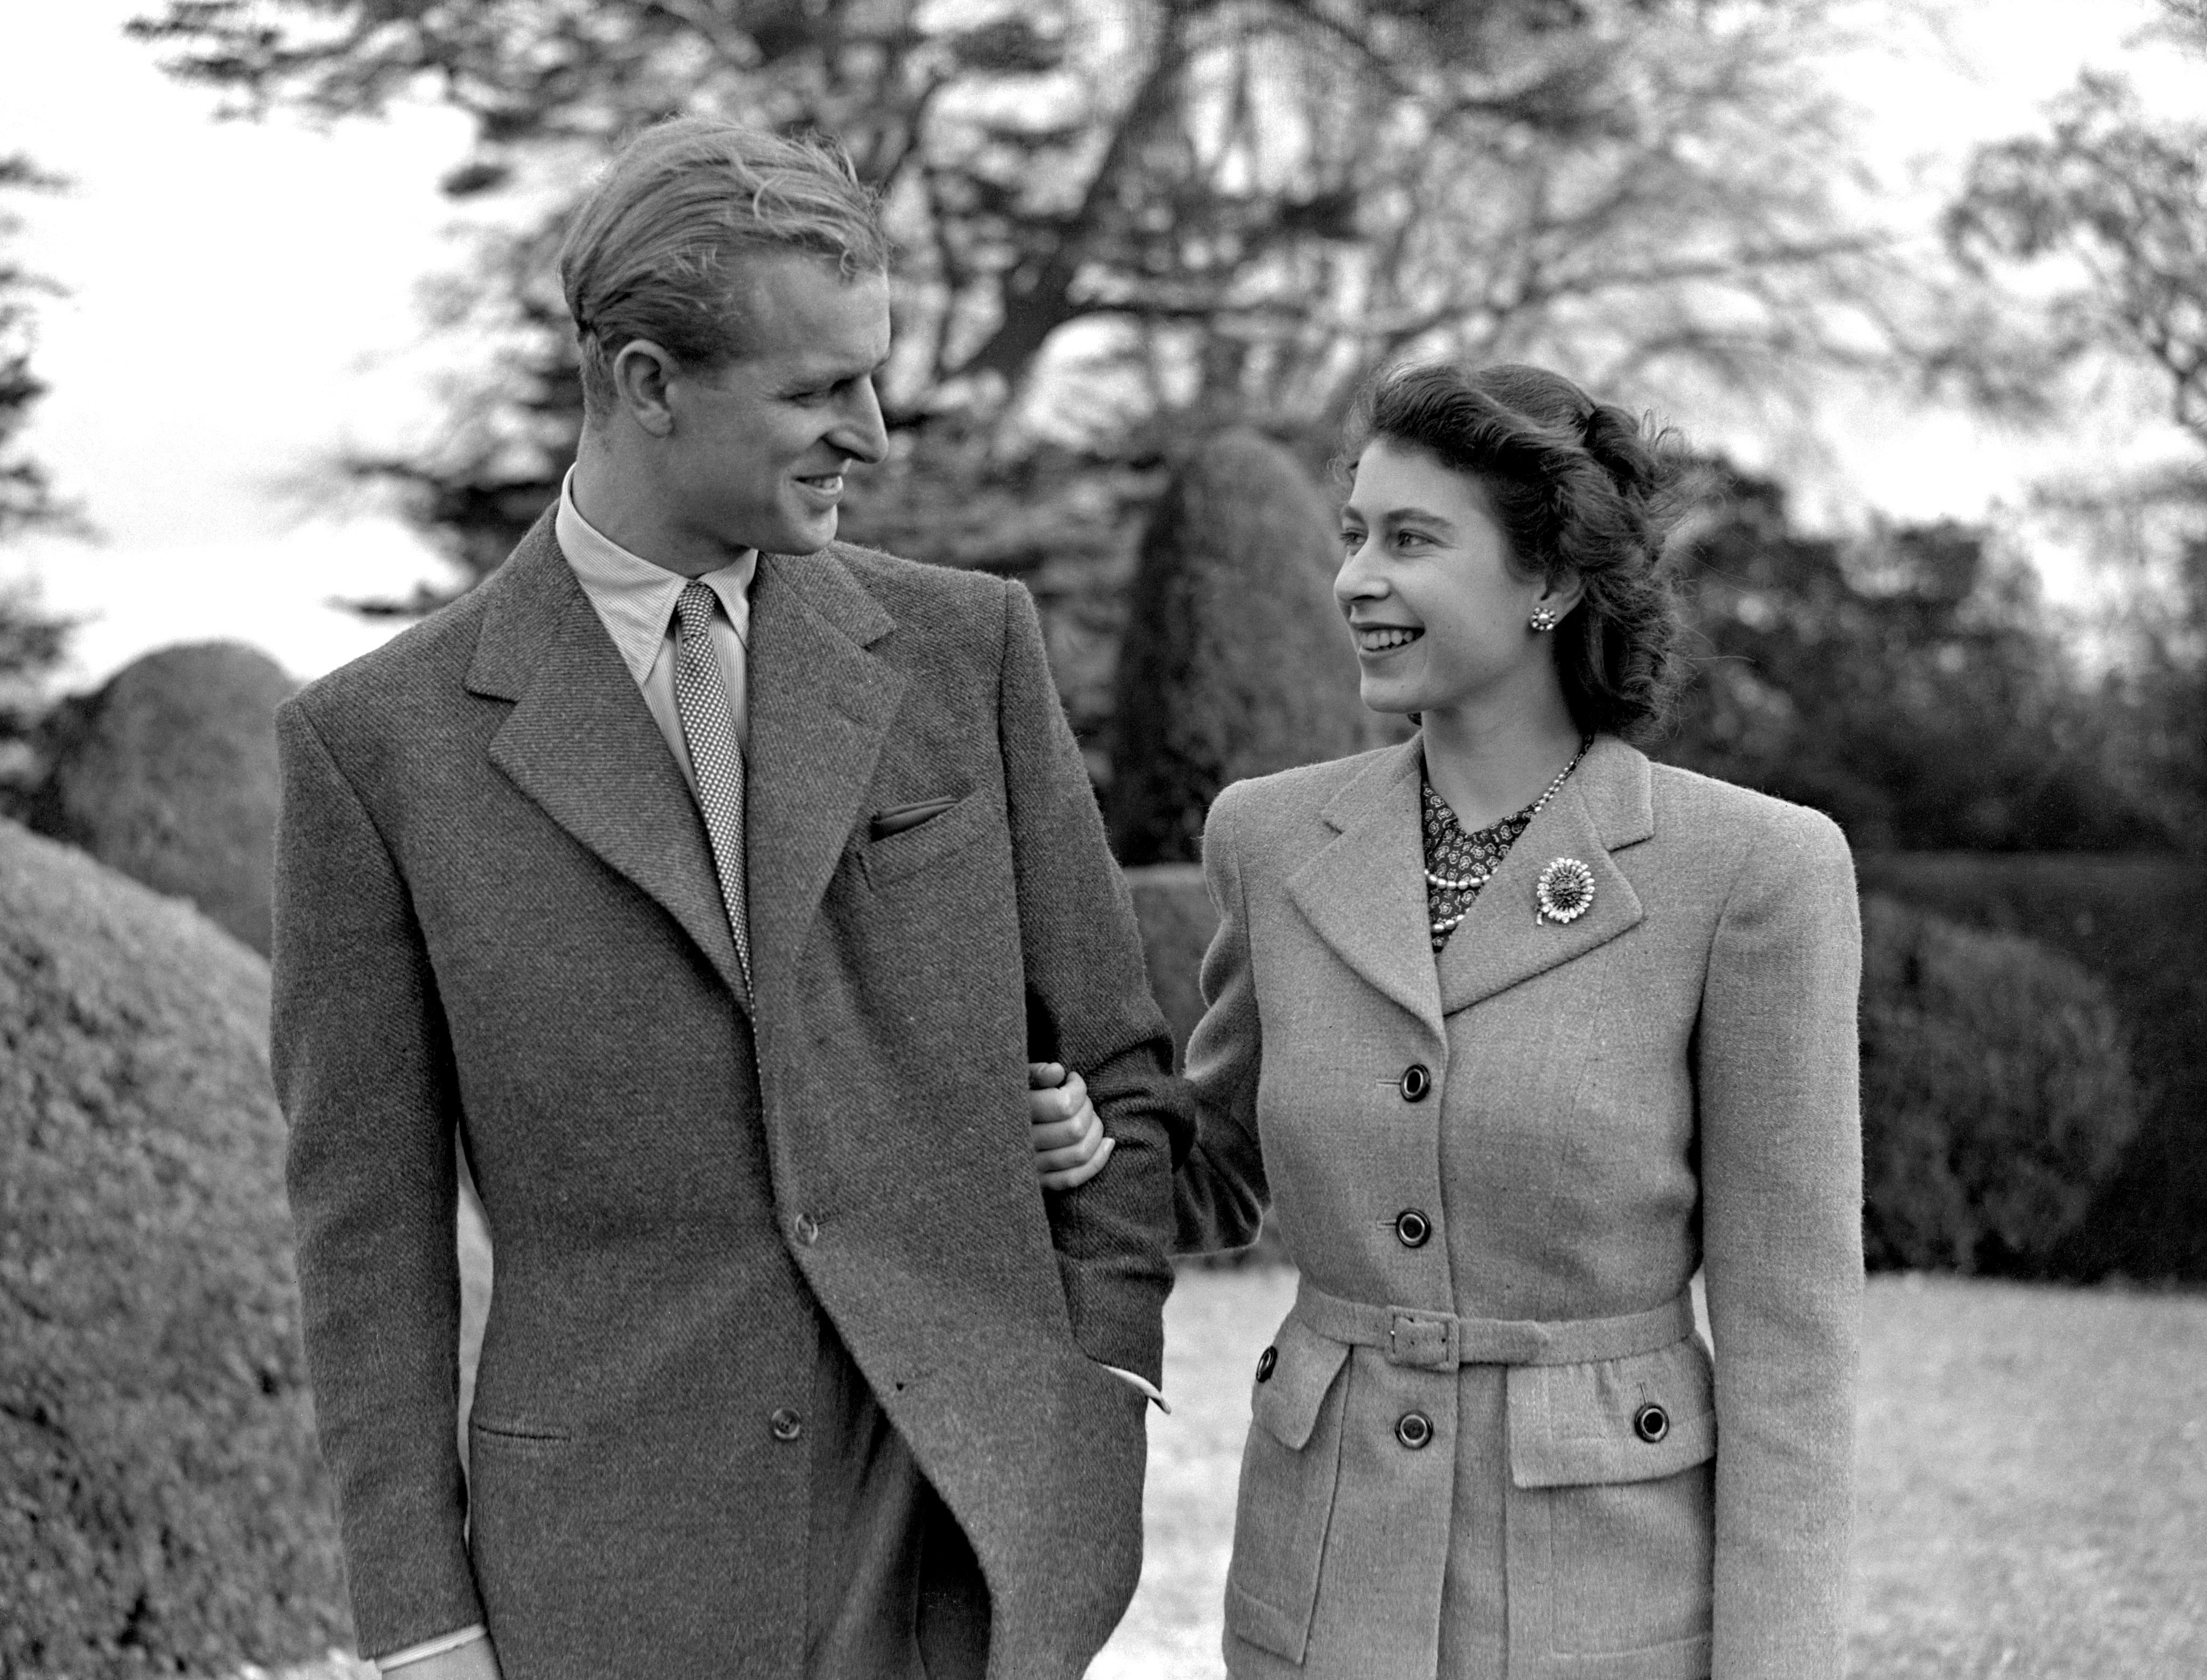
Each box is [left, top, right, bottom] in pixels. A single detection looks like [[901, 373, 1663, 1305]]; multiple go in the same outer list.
[[1395, 1411, 1434, 1450], [1255, 1346, 1278, 1383], [769, 1407, 803, 1442], [1634, 1402, 1670, 1443], [1399, 1063, 1432, 1102], [1394, 1209, 1432, 1248], [792, 1212, 820, 1246]]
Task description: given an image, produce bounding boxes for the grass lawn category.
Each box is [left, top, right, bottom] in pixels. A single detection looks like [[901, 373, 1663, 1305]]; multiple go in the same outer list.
[[1091, 1268, 2207, 1680], [252, 1267, 2205, 1679]]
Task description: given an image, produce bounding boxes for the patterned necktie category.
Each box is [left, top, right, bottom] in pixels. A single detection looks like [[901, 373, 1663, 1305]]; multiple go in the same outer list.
[[672, 581, 753, 998]]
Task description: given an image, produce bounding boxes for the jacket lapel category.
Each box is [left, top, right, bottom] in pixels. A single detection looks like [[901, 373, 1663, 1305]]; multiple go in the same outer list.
[[1283, 740, 1445, 1038], [468, 515, 748, 1003], [742, 546, 905, 1005], [1436, 735, 1653, 1016]]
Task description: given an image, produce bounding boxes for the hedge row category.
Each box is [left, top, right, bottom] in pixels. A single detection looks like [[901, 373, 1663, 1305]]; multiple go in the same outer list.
[[1128, 853, 2201, 1282], [1857, 853, 2207, 1282]]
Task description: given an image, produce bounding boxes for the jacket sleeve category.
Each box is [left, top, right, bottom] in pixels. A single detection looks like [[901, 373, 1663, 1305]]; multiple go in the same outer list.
[[1696, 803, 1864, 1680], [1172, 783, 1270, 1254], [995, 580, 1189, 1384], [269, 698, 484, 1657]]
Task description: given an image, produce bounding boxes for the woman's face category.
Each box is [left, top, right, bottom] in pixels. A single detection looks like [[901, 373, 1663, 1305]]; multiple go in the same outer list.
[[1334, 438, 1572, 722]]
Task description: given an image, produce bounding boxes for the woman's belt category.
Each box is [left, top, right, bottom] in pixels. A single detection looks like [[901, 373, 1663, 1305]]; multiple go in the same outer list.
[[1292, 1278, 1695, 1370]]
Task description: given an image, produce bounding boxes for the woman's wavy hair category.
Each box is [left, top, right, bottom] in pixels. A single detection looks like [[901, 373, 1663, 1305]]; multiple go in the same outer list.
[[1340, 360, 1690, 744]]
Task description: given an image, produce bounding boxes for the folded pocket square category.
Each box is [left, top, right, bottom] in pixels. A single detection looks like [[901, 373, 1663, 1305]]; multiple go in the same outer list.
[[869, 797, 961, 840]]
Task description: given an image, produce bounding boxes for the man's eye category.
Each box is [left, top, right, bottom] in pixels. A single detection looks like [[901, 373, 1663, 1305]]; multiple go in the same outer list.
[[788, 387, 833, 406]]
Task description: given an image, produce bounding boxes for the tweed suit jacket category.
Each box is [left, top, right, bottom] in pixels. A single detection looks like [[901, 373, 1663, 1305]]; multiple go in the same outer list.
[[1174, 736, 1863, 1680], [269, 511, 1185, 1680]]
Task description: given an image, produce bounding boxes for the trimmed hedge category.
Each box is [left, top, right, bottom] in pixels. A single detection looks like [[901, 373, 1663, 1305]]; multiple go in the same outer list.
[[0, 819, 350, 1677], [1857, 853, 2207, 1282], [1858, 893, 2140, 1273], [1105, 430, 1364, 864], [27, 641, 295, 955]]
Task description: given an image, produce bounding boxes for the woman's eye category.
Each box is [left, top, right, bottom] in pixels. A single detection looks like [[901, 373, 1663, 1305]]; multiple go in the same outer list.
[[1338, 529, 1364, 552], [1394, 529, 1430, 549]]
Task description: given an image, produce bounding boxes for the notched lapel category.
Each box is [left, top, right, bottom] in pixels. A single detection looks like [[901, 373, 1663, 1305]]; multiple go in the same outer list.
[[744, 550, 907, 998], [1436, 744, 1649, 1016], [1283, 743, 1444, 1037], [474, 533, 748, 1004]]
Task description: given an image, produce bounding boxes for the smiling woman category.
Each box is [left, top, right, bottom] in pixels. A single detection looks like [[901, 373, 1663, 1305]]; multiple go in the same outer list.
[[1111, 361, 1869, 1679]]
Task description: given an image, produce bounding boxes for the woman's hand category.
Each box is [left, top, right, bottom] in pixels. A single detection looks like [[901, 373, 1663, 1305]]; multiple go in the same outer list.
[[1029, 1061, 1113, 1190]]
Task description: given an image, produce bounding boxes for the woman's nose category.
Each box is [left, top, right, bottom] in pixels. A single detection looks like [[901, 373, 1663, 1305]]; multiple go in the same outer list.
[[1335, 539, 1384, 606]]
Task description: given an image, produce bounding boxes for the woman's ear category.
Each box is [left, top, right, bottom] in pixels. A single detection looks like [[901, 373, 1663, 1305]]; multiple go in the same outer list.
[[610, 339, 679, 438], [1536, 568, 1586, 623]]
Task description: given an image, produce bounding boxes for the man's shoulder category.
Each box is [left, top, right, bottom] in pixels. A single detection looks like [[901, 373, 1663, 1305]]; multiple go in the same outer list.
[[286, 583, 494, 740], [823, 539, 1008, 619]]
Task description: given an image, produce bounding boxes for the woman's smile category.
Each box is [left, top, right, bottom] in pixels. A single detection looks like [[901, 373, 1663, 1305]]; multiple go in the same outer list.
[[1355, 624, 1424, 655]]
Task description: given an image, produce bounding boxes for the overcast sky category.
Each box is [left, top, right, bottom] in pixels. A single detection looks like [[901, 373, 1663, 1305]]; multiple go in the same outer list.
[[1, 0, 2200, 688]]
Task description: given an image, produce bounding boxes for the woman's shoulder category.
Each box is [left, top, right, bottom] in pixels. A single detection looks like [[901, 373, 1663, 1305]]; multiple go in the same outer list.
[[1210, 742, 1408, 830], [1646, 760, 1854, 887]]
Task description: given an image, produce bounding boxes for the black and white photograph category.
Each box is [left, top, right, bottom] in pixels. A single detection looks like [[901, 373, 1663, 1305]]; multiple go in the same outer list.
[[2, 2, 2203, 1677]]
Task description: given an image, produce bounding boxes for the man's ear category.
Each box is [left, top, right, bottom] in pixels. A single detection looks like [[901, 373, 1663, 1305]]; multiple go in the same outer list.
[[610, 339, 680, 438]]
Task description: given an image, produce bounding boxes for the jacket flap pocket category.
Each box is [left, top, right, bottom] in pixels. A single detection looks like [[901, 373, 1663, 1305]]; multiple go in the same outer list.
[[858, 789, 987, 887], [1250, 1317, 1351, 1451], [1508, 1333, 1716, 1488]]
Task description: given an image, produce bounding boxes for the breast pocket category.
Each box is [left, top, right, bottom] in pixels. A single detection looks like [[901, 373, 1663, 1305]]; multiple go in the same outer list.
[[1223, 1317, 1352, 1665], [1505, 1333, 1717, 1677], [857, 789, 990, 889]]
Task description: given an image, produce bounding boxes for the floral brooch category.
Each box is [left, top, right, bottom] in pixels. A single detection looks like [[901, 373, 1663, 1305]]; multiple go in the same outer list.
[[1535, 857, 1595, 925]]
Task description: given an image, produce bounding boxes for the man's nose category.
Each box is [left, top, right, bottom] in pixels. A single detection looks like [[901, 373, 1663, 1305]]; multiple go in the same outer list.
[[833, 377, 889, 466]]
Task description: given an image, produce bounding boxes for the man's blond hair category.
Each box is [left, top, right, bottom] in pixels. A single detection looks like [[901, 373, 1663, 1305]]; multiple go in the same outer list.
[[558, 117, 889, 418]]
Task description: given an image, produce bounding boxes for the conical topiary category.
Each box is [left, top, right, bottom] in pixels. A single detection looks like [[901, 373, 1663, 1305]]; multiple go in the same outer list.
[[1106, 429, 1364, 864], [27, 641, 296, 955], [0, 818, 351, 1677]]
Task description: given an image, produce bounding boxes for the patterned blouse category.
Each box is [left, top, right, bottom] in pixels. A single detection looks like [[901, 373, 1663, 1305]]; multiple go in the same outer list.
[[1420, 779, 1542, 953]]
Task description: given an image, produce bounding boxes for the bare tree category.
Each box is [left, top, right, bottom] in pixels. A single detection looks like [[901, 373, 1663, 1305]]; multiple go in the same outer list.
[[1938, 0, 2207, 845], [129, 0, 1916, 596]]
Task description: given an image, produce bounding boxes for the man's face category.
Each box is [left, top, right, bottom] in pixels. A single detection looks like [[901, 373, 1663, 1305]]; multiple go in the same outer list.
[[658, 252, 892, 557]]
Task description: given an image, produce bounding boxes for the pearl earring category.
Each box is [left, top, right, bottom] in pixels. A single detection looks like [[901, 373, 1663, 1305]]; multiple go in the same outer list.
[[1529, 605, 1559, 632]]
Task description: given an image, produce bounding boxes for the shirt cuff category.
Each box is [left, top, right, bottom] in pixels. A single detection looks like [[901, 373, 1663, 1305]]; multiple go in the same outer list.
[[377, 1626, 489, 1671], [1102, 1363, 1171, 1414]]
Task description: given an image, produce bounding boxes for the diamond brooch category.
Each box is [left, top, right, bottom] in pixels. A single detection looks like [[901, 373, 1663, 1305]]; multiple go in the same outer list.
[[1535, 857, 1595, 925]]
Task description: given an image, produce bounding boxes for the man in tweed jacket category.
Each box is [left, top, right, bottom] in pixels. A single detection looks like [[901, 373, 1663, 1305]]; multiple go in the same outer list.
[[269, 119, 1184, 1680]]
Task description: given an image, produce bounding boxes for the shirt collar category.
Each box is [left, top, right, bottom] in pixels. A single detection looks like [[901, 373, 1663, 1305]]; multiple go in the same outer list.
[[554, 466, 757, 686]]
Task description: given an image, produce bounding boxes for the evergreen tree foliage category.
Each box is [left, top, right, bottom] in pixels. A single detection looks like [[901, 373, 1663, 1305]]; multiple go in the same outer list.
[[1664, 463, 2170, 850], [0, 155, 77, 746], [1106, 428, 1362, 864]]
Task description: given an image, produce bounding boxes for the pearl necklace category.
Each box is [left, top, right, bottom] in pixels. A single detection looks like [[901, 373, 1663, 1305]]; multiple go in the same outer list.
[[1425, 737, 1593, 936]]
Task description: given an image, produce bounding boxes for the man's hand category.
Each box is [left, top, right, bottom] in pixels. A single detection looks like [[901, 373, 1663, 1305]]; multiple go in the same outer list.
[[1028, 1061, 1113, 1190], [381, 1635, 503, 1680]]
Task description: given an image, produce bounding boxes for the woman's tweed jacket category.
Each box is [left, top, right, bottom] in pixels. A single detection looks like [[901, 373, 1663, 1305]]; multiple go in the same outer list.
[[269, 516, 1183, 1679], [1175, 735, 1863, 1680]]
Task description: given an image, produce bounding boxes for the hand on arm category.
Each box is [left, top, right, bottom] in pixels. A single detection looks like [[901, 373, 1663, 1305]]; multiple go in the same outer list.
[[995, 579, 1188, 1384], [1029, 1061, 1113, 1190]]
